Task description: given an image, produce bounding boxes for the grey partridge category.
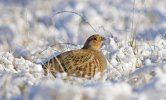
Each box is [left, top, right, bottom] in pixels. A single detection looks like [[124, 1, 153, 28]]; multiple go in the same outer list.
[[42, 34, 107, 78]]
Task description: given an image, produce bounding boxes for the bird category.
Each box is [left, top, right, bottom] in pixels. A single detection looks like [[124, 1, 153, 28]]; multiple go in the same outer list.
[[42, 34, 107, 78]]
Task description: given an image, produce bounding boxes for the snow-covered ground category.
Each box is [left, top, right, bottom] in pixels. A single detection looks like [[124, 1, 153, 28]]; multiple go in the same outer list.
[[0, 0, 166, 100]]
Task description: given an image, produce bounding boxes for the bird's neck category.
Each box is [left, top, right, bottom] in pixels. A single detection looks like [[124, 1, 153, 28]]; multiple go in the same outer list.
[[82, 43, 101, 50], [82, 46, 100, 51]]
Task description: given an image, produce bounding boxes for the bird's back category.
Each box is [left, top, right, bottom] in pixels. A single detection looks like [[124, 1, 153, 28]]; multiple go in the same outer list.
[[42, 49, 106, 78]]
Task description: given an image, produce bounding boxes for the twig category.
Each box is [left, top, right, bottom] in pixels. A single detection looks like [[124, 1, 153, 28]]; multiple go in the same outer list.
[[53, 11, 97, 33]]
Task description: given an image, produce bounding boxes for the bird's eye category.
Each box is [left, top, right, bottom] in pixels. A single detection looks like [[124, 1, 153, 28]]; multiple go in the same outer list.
[[94, 38, 97, 40]]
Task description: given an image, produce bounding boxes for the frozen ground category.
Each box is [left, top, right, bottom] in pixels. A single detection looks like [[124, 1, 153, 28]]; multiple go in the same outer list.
[[0, 0, 166, 100]]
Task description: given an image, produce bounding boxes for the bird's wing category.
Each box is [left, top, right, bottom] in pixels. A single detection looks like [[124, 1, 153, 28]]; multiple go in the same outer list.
[[42, 49, 102, 77], [56, 49, 102, 77]]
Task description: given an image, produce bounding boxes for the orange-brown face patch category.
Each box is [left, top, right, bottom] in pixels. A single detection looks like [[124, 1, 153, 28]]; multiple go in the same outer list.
[[92, 40, 101, 48], [90, 35, 102, 49], [82, 34, 105, 50]]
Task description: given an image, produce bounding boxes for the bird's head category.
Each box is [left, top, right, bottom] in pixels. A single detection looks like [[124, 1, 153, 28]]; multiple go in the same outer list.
[[82, 34, 106, 50]]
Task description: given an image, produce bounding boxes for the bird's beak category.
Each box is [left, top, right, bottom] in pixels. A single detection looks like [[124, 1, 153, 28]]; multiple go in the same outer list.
[[101, 37, 106, 41]]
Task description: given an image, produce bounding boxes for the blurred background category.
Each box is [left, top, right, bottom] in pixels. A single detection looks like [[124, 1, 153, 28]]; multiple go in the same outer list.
[[0, 0, 165, 59], [0, 1, 166, 99]]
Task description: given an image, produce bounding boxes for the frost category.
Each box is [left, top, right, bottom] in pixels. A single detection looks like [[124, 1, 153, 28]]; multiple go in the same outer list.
[[0, 0, 166, 100]]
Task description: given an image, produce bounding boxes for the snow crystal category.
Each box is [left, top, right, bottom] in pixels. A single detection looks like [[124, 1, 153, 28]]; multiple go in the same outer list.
[[0, 0, 166, 100]]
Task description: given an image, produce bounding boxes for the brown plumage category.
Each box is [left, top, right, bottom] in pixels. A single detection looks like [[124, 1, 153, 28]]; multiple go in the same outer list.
[[42, 34, 107, 78]]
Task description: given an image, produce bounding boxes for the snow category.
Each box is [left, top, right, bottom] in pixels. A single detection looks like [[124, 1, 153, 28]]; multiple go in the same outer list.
[[0, 0, 166, 100]]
